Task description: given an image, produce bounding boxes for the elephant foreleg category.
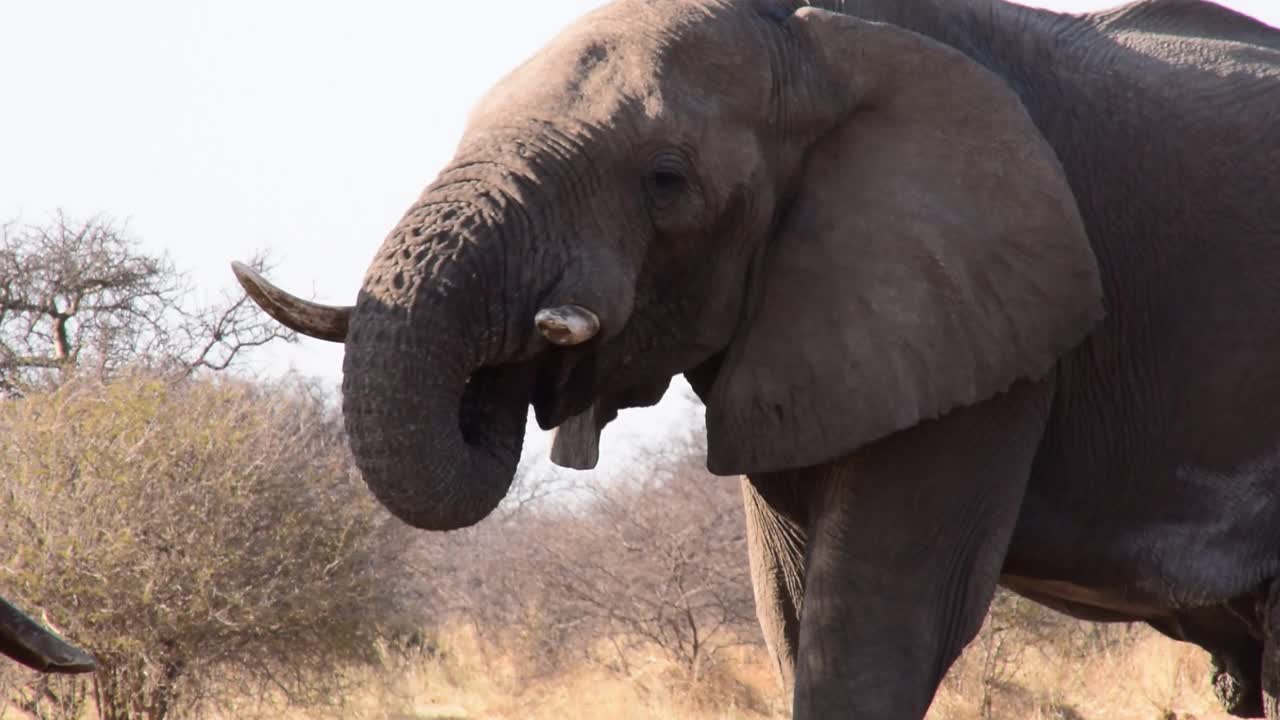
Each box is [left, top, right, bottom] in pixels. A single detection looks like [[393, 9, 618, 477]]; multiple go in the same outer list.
[[742, 472, 809, 694], [792, 379, 1053, 719]]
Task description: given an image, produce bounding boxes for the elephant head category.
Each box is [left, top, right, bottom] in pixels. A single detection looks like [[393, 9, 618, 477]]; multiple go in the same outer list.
[[0, 595, 95, 674], [235, 0, 1102, 531]]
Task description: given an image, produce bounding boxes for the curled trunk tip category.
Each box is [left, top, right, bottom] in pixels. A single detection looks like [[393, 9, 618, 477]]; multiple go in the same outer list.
[[341, 297, 530, 531]]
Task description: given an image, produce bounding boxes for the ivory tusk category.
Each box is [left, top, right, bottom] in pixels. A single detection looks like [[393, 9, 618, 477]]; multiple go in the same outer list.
[[535, 305, 600, 346], [230, 261, 352, 343]]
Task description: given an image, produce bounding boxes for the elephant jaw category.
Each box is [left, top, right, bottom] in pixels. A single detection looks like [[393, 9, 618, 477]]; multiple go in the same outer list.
[[548, 376, 675, 471]]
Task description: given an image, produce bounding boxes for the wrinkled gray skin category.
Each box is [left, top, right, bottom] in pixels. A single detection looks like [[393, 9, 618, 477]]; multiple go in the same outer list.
[[0, 595, 95, 674], [236, 0, 1280, 717]]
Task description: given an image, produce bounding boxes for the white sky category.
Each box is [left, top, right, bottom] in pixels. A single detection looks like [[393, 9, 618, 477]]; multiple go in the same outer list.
[[3, 0, 1277, 469]]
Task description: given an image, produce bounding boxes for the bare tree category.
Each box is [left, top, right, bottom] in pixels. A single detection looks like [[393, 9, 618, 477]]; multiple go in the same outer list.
[[536, 470, 759, 681], [0, 212, 293, 394]]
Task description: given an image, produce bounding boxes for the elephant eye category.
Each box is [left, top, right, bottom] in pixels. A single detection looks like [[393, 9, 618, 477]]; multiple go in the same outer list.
[[645, 168, 689, 209], [650, 170, 686, 193]]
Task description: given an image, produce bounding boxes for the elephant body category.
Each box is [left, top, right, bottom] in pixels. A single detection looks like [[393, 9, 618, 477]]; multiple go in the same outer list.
[[998, 2, 1280, 614], [235, 0, 1280, 717], [753, 3, 1280, 711], [740, 2, 1280, 716]]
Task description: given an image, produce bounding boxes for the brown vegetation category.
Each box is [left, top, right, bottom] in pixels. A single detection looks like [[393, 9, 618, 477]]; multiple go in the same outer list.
[[1, 374, 409, 719], [400, 427, 759, 685], [306, 610, 1231, 720], [2, 213, 402, 719]]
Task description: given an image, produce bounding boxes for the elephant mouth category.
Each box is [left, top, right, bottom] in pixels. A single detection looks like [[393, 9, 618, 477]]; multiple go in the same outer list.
[[531, 343, 680, 423], [473, 344, 672, 471], [532, 346, 670, 470], [530, 347, 598, 430]]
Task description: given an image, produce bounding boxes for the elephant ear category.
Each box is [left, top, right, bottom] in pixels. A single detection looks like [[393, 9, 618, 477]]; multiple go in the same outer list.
[[704, 9, 1104, 475]]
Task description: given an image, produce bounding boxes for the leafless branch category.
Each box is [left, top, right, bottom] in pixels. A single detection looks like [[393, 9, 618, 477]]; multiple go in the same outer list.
[[0, 212, 293, 394]]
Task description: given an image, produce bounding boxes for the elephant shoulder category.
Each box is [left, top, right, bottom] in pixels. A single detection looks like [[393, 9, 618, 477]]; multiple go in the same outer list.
[[1070, 0, 1280, 127], [1092, 0, 1280, 55]]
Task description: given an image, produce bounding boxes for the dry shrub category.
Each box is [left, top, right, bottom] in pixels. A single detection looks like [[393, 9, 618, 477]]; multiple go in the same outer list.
[[399, 420, 761, 686], [361, 418, 773, 719], [530, 471, 761, 682], [930, 590, 1235, 720], [1, 372, 408, 719]]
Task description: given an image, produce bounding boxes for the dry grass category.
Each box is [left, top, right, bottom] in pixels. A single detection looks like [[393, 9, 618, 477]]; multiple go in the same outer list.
[[220, 623, 1233, 720], [931, 627, 1234, 720], [240, 625, 788, 720], [4, 619, 1243, 719]]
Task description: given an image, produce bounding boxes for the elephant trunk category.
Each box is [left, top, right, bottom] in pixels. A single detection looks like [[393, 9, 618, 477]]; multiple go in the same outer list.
[[341, 197, 535, 531]]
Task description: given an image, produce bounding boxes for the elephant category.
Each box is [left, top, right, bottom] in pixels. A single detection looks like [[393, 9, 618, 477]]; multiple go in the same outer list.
[[231, 0, 1280, 717], [0, 594, 95, 674]]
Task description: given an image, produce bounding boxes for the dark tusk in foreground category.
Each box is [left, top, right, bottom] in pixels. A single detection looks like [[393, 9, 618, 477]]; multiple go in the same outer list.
[[0, 595, 96, 674]]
